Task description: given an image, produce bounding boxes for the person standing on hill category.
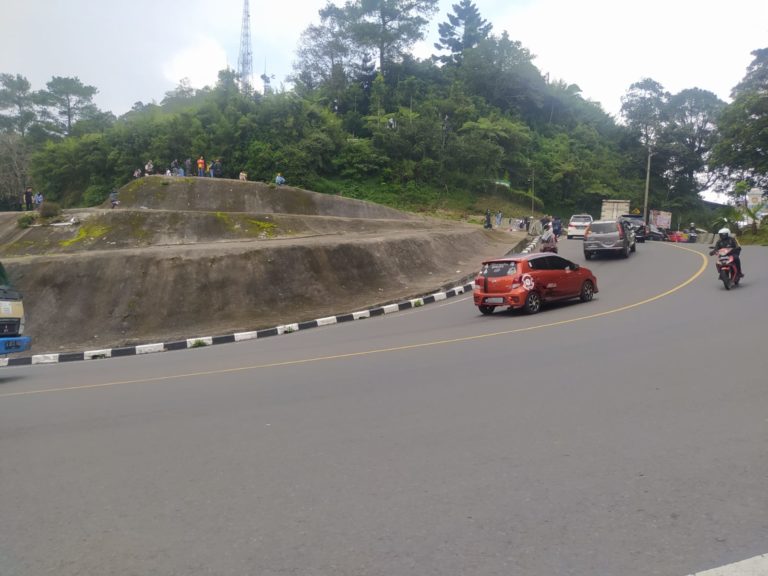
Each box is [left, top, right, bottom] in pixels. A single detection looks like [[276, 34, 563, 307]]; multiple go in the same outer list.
[[144, 160, 154, 175], [23, 187, 33, 211], [196, 156, 205, 177], [185, 158, 192, 176], [275, 172, 286, 186]]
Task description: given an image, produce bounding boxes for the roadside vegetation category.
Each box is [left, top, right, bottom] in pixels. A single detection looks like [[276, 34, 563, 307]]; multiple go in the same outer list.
[[0, 4, 765, 230]]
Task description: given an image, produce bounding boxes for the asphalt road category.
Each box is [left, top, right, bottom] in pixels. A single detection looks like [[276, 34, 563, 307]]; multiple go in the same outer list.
[[1, 240, 766, 576]]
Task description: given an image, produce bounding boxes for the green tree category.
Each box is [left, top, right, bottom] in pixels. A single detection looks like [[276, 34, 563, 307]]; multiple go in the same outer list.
[[38, 76, 99, 135], [0, 132, 30, 209], [661, 88, 724, 206], [711, 48, 768, 188], [345, 0, 439, 77], [433, 0, 492, 66], [621, 78, 669, 219], [0, 73, 37, 136]]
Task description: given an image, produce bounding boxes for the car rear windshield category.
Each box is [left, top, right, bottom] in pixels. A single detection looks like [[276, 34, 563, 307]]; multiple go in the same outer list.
[[589, 222, 619, 234], [481, 261, 517, 277], [570, 216, 591, 223]]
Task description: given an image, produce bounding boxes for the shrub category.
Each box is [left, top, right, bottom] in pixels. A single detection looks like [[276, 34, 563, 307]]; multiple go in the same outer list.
[[83, 184, 110, 207], [17, 213, 36, 228], [38, 201, 62, 219]]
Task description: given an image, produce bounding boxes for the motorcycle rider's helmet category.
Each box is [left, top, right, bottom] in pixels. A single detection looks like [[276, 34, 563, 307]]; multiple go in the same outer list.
[[718, 227, 731, 241]]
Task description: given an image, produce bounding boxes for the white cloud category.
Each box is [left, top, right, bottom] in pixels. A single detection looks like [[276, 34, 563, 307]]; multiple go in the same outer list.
[[163, 36, 230, 90]]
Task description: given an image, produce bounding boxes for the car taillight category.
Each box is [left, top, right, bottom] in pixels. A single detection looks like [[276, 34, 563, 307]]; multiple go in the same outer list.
[[511, 275, 522, 289], [617, 223, 624, 239], [584, 226, 591, 239]]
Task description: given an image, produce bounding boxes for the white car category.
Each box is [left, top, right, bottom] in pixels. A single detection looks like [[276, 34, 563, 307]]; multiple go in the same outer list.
[[567, 214, 593, 239]]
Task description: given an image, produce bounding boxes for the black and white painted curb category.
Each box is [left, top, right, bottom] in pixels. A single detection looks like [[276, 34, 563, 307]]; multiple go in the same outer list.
[[3, 235, 537, 368], [1, 284, 477, 367]]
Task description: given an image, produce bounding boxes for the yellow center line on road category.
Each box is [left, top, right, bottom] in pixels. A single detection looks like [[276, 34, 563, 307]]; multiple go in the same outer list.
[[0, 246, 708, 399]]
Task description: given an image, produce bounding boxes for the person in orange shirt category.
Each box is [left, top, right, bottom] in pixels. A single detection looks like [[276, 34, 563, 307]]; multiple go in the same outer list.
[[196, 156, 205, 177]]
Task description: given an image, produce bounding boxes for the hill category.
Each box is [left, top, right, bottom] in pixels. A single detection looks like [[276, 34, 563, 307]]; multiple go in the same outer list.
[[1, 177, 527, 355]]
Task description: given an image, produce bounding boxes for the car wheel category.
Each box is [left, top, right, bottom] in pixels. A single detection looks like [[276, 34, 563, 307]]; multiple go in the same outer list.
[[523, 291, 541, 314], [579, 280, 595, 302], [622, 244, 630, 258], [584, 251, 592, 260], [478, 305, 495, 315], [567, 235, 572, 240]]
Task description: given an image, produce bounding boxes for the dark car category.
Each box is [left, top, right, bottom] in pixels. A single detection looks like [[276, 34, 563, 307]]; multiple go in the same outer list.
[[646, 224, 666, 241], [473, 253, 598, 315], [620, 214, 647, 242], [583, 219, 636, 259]]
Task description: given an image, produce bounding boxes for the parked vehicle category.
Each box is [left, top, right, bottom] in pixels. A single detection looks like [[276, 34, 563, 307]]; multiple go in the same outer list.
[[566, 214, 593, 239], [646, 224, 667, 241], [709, 246, 741, 290], [473, 253, 598, 315], [0, 262, 31, 355], [619, 214, 647, 242], [600, 199, 631, 221], [583, 219, 636, 259], [666, 230, 687, 243]]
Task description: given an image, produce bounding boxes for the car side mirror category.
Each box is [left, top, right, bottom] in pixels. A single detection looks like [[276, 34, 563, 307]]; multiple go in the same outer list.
[[568, 263, 579, 271]]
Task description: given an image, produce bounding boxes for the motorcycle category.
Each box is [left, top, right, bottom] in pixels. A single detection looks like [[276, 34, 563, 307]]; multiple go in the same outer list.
[[540, 229, 558, 253], [709, 246, 740, 290]]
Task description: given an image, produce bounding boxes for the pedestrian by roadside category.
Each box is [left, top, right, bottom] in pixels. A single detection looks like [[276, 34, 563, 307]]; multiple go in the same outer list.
[[33, 191, 43, 210], [196, 156, 205, 177], [185, 158, 192, 176]]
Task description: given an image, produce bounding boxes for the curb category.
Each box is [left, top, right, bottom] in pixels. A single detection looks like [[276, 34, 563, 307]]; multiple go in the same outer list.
[[0, 285, 475, 367], [2, 235, 536, 368]]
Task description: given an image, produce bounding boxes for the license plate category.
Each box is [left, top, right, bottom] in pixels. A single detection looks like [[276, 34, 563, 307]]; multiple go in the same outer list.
[[485, 297, 504, 304], [5, 340, 21, 350]]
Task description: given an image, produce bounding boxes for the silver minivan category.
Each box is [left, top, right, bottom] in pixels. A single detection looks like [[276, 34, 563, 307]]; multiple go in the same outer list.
[[583, 219, 636, 259]]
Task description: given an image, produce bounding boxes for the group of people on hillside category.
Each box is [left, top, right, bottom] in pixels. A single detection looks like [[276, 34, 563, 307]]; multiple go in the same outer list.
[[22, 187, 43, 211], [131, 156, 286, 185]]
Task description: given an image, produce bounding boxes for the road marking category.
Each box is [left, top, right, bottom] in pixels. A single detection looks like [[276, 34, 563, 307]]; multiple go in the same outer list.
[[0, 248, 708, 399], [688, 553, 768, 575]]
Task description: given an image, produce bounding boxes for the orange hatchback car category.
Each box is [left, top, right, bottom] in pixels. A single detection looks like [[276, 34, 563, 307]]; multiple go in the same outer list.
[[473, 253, 598, 315]]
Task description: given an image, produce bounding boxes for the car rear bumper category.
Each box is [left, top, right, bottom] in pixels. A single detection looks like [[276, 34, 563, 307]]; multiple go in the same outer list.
[[474, 291, 525, 308]]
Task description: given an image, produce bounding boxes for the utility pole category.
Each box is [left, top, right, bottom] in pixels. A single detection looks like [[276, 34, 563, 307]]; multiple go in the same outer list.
[[237, 0, 253, 95], [643, 147, 653, 224]]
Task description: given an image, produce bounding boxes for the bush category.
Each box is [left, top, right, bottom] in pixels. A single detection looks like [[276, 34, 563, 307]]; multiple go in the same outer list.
[[83, 184, 110, 207], [17, 213, 36, 228], [38, 201, 62, 219]]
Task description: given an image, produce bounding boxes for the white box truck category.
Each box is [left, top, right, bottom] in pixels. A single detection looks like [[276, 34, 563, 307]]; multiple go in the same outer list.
[[600, 200, 631, 221]]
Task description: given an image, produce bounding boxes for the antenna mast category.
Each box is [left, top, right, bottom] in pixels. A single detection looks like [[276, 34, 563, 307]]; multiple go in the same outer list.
[[237, 0, 254, 94]]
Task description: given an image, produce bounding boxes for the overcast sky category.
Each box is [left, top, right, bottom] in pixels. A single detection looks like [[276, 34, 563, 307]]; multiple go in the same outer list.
[[3, 0, 767, 119]]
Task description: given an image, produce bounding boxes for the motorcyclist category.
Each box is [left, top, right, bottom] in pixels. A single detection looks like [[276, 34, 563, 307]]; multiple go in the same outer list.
[[709, 227, 743, 277], [687, 222, 698, 243], [540, 222, 557, 252]]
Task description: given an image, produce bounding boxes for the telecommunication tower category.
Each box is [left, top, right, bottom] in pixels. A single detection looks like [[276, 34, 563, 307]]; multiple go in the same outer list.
[[237, 0, 254, 94]]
